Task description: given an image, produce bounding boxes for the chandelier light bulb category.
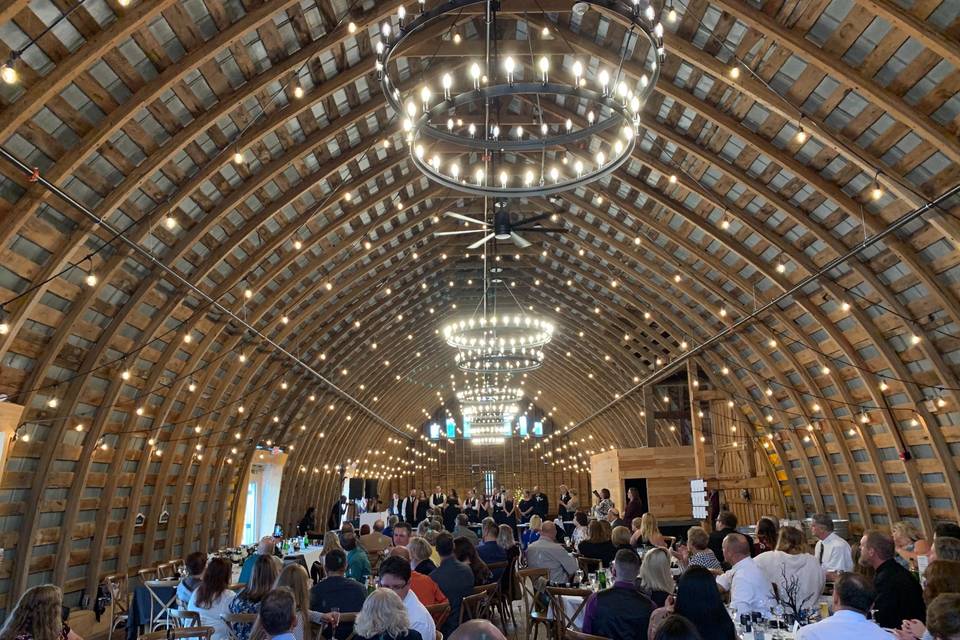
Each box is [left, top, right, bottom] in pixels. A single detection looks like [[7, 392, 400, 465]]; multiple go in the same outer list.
[[121, 369, 131, 381], [475, 168, 485, 185], [587, 110, 595, 124], [471, 62, 481, 87], [504, 56, 515, 83], [500, 171, 508, 188], [572, 60, 583, 81], [618, 81, 628, 98], [398, 5, 405, 20], [468, 123, 476, 137], [405, 100, 417, 118], [575, 160, 584, 177], [431, 155, 441, 169], [420, 85, 431, 108], [565, 118, 572, 131], [525, 170, 534, 186], [381, 23, 391, 37], [453, 32, 461, 44], [516, 125, 523, 139], [595, 151, 605, 166], [376, 41, 384, 55], [164, 214, 176, 229], [492, 125, 500, 139], [348, 21, 357, 33], [598, 68, 610, 93], [451, 163, 460, 179], [550, 166, 559, 182], [293, 239, 302, 250], [539, 56, 549, 81], [729, 65, 740, 79], [795, 127, 807, 143], [442, 73, 452, 98], [645, 4, 656, 20]]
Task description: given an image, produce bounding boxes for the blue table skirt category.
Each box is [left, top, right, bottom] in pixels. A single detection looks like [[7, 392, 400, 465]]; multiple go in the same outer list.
[[126, 582, 178, 640]]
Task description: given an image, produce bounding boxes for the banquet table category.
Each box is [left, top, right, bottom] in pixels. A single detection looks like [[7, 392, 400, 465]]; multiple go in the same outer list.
[[284, 544, 323, 569]]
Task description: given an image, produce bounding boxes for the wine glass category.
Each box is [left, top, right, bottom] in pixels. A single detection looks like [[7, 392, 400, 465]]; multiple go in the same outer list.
[[330, 607, 340, 635], [575, 570, 584, 586]]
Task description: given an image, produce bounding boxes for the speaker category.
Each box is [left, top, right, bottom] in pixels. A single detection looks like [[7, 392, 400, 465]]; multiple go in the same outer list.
[[348, 478, 363, 499], [365, 479, 379, 498]]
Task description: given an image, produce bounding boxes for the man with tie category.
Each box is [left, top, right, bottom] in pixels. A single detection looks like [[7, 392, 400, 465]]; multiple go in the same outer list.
[[389, 493, 402, 517], [811, 513, 853, 580], [402, 489, 418, 525], [430, 486, 446, 510]]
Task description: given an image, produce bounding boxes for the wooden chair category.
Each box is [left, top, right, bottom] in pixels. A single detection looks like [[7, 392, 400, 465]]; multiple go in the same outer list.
[[228, 582, 246, 592], [143, 580, 177, 631], [139, 567, 160, 582], [157, 562, 177, 579], [547, 587, 592, 637], [460, 582, 498, 625], [576, 557, 601, 575], [563, 630, 609, 640], [140, 626, 214, 640], [221, 613, 257, 640], [170, 610, 201, 628], [517, 567, 553, 640], [103, 574, 130, 636], [425, 602, 452, 628]]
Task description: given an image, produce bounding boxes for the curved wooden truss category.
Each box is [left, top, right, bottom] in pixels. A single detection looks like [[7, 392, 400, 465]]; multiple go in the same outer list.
[[0, 0, 958, 610]]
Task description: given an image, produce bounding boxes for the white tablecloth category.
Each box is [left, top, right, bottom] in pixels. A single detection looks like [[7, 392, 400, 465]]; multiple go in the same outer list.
[[360, 511, 389, 530], [285, 545, 323, 568]]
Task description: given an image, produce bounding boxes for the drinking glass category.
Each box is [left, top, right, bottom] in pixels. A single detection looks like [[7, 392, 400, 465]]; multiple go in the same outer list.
[[575, 570, 584, 586], [330, 607, 340, 634]]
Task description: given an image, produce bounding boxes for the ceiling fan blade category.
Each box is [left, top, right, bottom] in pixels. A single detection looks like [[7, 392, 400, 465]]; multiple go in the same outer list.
[[510, 232, 532, 249], [445, 212, 490, 226], [434, 229, 489, 236], [513, 212, 552, 227], [467, 233, 496, 249], [514, 227, 568, 233]]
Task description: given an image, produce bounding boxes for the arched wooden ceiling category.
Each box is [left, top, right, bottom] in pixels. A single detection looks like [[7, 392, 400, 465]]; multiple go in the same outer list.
[[0, 0, 958, 611]]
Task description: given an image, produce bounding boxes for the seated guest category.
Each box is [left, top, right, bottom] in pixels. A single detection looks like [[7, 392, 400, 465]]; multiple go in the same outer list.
[[392, 522, 413, 548], [377, 556, 436, 640], [612, 526, 636, 555], [527, 521, 578, 585], [257, 587, 298, 640], [925, 594, 960, 640], [361, 520, 393, 555], [275, 564, 329, 640], [638, 548, 675, 608], [635, 513, 667, 549], [323, 531, 344, 556], [893, 521, 931, 566], [241, 536, 277, 584], [708, 512, 738, 568], [676, 526, 721, 572], [177, 551, 207, 606], [230, 554, 282, 640], [309, 550, 367, 639], [352, 589, 423, 640], [582, 548, 655, 638], [448, 620, 508, 640], [0, 584, 83, 640], [343, 533, 371, 582], [454, 537, 493, 586], [754, 526, 824, 613], [578, 519, 617, 568], [430, 533, 475, 636], [384, 515, 399, 539], [452, 514, 479, 546], [651, 615, 704, 640], [892, 560, 960, 640], [716, 533, 770, 618], [811, 513, 853, 579], [934, 523, 960, 541], [754, 517, 778, 555], [477, 518, 507, 567], [521, 515, 542, 549], [408, 537, 437, 576], [859, 529, 925, 629], [188, 556, 237, 640], [649, 566, 736, 640], [607, 508, 625, 529], [929, 537, 960, 562], [496, 524, 521, 584], [571, 511, 590, 549], [796, 572, 891, 640], [387, 546, 448, 620]]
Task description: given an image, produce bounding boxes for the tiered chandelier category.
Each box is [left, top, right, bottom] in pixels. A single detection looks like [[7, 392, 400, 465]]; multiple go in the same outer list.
[[377, 0, 664, 198], [443, 314, 554, 373]]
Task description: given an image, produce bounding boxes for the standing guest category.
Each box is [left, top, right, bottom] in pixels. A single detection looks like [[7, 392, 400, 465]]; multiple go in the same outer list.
[[795, 573, 891, 640], [407, 537, 437, 576], [929, 537, 960, 562], [430, 486, 446, 510], [177, 551, 208, 606], [518, 490, 534, 524], [274, 564, 327, 640], [631, 513, 667, 549], [754, 517, 778, 555], [309, 550, 367, 639], [623, 487, 645, 524], [558, 485, 573, 521], [895, 560, 960, 640], [716, 533, 770, 618], [448, 620, 508, 640], [925, 594, 960, 640], [754, 526, 824, 613], [443, 496, 461, 533], [343, 533, 372, 582], [360, 520, 393, 555], [527, 522, 578, 586], [402, 490, 419, 527], [392, 523, 413, 548], [582, 549, 655, 638], [453, 514, 479, 545], [0, 584, 83, 640], [648, 566, 737, 640], [390, 494, 402, 518], [430, 533, 475, 636], [708, 512, 738, 568], [188, 556, 237, 640], [571, 511, 590, 550], [893, 521, 931, 566], [241, 537, 278, 584], [859, 529, 926, 629], [638, 548, 676, 608], [578, 520, 617, 568], [377, 558, 438, 640], [532, 485, 549, 519], [593, 489, 615, 520], [811, 513, 853, 579], [329, 496, 347, 531], [230, 555, 282, 640], [297, 507, 316, 536], [454, 537, 493, 586], [415, 490, 430, 525], [352, 589, 423, 640], [387, 547, 448, 614], [651, 616, 704, 640], [607, 509, 625, 529], [477, 518, 507, 568], [567, 490, 580, 515], [676, 526, 721, 572], [256, 588, 297, 640], [521, 515, 542, 550]]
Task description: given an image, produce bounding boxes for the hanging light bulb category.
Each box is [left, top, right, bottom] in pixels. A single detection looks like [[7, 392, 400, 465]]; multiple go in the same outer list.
[[85, 272, 98, 286], [293, 85, 304, 99], [232, 151, 244, 164], [163, 214, 177, 229], [442, 73, 452, 98], [1, 62, 17, 84], [598, 68, 610, 93]]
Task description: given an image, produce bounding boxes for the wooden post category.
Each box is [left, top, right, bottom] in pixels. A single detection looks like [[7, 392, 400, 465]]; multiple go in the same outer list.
[[687, 362, 707, 479], [643, 385, 655, 446]]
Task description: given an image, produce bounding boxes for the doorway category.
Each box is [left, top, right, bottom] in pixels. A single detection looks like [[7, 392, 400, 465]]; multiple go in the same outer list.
[[623, 478, 648, 515]]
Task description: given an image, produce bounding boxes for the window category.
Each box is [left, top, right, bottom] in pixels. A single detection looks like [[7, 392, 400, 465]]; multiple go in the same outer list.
[[518, 415, 528, 436], [463, 418, 472, 439], [502, 416, 512, 436], [446, 418, 456, 438], [429, 423, 440, 439], [534, 421, 544, 436], [242, 481, 258, 545], [484, 471, 495, 495]]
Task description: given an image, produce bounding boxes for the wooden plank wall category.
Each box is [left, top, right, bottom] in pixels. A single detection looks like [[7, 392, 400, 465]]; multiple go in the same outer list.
[[589, 446, 702, 520]]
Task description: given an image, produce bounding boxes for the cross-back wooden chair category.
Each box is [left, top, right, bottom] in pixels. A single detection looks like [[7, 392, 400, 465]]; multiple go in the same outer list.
[[221, 612, 258, 640], [576, 557, 602, 575], [169, 610, 201, 629], [516, 567, 553, 640], [140, 626, 215, 640], [546, 587, 593, 637], [425, 602, 452, 628], [156, 562, 178, 579], [103, 573, 130, 636], [138, 567, 160, 582], [563, 630, 609, 640], [143, 580, 177, 631]]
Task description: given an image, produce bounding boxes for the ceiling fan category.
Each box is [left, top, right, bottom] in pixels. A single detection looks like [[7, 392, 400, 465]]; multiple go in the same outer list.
[[434, 206, 567, 249]]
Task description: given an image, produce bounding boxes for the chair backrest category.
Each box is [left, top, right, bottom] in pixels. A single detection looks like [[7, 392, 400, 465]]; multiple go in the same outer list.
[[577, 557, 602, 574], [435, 632, 443, 640], [546, 587, 592, 632], [458, 591, 491, 624], [170, 610, 201, 628], [157, 562, 177, 579], [425, 602, 451, 627], [221, 612, 258, 640], [139, 567, 160, 582], [516, 567, 549, 618], [103, 574, 129, 608], [563, 629, 609, 640], [140, 626, 215, 640], [143, 580, 177, 606]]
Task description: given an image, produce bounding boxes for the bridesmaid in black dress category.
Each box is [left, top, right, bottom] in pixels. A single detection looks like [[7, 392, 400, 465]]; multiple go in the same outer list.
[[415, 489, 429, 524], [558, 484, 573, 521], [502, 491, 519, 539]]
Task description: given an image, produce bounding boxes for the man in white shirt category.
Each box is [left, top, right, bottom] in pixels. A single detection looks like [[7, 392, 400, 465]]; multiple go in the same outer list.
[[796, 572, 891, 640], [377, 556, 437, 640], [811, 513, 853, 580], [717, 533, 770, 617], [527, 522, 579, 585]]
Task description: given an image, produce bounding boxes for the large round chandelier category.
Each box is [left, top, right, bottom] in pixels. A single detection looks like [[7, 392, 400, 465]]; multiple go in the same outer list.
[[442, 315, 555, 351], [454, 345, 544, 373], [377, 0, 664, 198], [456, 385, 524, 405]]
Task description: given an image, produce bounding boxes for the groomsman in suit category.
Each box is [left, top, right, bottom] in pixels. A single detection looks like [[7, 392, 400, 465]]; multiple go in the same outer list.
[[430, 486, 446, 510], [402, 489, 418, 525], [389, 493, 402, 517]]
